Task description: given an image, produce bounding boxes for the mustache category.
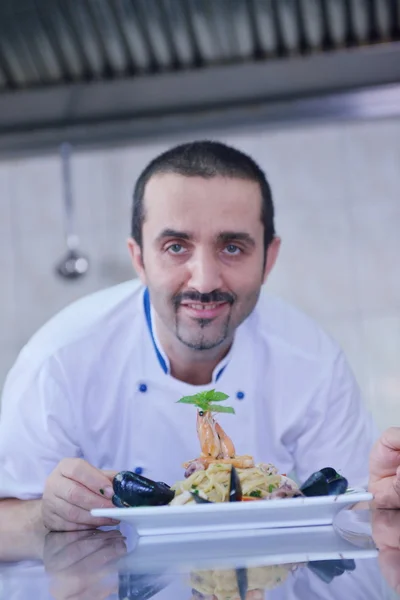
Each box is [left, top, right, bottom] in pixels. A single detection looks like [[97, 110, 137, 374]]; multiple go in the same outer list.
[[173, 290, 236, 307]]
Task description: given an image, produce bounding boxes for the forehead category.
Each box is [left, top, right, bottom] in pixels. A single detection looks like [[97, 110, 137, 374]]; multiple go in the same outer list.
[[143, 173, 263, 234]]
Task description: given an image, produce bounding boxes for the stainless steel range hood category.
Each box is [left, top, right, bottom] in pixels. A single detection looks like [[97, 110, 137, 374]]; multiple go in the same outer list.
[[0, 0, 399, 155]]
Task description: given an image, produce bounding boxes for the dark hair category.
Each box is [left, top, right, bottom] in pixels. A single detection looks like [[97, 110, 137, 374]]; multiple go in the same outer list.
[[131, 140, 276, 250]]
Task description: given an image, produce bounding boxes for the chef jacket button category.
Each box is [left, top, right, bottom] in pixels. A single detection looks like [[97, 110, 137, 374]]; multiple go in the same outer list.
[[236, 391, 245, 400], [135, 467, 144, 475], [138, 383, 147, 393]]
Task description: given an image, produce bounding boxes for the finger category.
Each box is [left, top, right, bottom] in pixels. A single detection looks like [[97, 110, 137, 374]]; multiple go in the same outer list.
[[60, 459, 115, 499], [44, 513, 97, 533], [44, 531, 98, 569], [52, 496, 120, 529], [372, 509, 400, 550], [382, 428, 400, 451], [53, 532, 125, 572], [57, 475, 116, 512], [50, 576, 118, 600], [69, 582, 119, 600], [48, 528, 123, 556], [374, 429, 400, 475], [55, 537, 127, 577], [379, 549, 400, 594], [45, 530, 124, 573], [49, 546, 123, 600]]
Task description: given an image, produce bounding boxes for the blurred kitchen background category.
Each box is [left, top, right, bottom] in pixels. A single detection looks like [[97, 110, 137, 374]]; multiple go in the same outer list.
[[0, 0, 399, 432]]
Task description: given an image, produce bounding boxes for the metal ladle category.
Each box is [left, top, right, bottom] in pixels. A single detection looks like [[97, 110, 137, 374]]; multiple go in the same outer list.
[[55, 142, 89, 280]]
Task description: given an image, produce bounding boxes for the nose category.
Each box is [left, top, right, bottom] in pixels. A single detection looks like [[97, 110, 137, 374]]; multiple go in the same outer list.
[[187, 249, 223, 293]]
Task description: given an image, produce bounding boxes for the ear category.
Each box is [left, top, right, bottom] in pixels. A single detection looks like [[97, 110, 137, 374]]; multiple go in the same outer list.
[[127, 238, 147, 285], [262, 236, 281, 284]]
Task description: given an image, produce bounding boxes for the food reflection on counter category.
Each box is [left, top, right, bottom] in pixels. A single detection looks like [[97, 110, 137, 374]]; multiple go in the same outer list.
[[189, 563, 297, 600], [188, 559, 356, 600], [117, 559, 356, 600]]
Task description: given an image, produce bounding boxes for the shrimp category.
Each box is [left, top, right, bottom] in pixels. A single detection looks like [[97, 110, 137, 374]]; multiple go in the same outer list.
[[215, 422, 235, 458], [183, 410, 254, 473], [196, 410, 221, 458]]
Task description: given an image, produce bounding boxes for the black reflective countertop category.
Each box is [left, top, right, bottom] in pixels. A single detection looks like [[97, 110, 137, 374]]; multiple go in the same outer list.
[[1, 508, 399, 600]]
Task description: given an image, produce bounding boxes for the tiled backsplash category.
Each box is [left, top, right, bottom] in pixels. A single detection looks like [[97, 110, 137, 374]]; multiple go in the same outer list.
[[1, 118, 399, 432]]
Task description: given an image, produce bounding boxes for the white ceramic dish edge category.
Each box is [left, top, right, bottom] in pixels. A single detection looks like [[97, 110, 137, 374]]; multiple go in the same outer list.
[[92, 489, 373, 536]]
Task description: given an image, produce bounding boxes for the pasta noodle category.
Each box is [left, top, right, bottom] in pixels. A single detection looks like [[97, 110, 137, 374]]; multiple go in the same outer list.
[[170, 463, 297, 505], [190, 564, 296, 599]]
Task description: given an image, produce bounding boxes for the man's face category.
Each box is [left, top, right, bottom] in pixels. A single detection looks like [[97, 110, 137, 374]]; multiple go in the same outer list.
[[129, 174, 280, 351]]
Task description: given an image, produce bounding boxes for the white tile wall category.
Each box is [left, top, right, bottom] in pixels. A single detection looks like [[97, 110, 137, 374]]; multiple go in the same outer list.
[[71, 151, 110, 233], [0, 164, 16, 344], [0, 118, 399, 432], [362, 315, 400, 432], [343, 119, 400, 210], [10, 156, 64, 237], [350, 202, 400, 315], [267, 205, 358, 320]]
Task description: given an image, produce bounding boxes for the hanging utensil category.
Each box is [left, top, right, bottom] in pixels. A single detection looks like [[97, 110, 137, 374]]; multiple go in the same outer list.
[[55, 142, 89, 280]]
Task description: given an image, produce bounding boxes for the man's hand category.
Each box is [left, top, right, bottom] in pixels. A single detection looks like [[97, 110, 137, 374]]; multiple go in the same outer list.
[[42, 458, 120, 531], [371, 509, 400, 594], [44, 529, 126, 600], [369, 428, 400, 509]]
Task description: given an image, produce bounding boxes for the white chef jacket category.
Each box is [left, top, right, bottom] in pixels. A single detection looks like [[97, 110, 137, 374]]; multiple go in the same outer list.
[[0, 279, 377, 499]]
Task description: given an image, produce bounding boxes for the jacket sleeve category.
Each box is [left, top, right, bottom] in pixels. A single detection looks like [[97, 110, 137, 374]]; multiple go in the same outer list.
[[292, 350, 379, 489], [0, 351, 81, 500]]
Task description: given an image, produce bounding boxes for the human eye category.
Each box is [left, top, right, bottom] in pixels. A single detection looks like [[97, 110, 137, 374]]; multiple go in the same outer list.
[[166, 243, 186, 255], [223, 244, 242, 256]]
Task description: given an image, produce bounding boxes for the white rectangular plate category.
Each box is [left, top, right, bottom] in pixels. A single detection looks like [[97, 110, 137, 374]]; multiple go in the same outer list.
[[91, 489, 372, 536]]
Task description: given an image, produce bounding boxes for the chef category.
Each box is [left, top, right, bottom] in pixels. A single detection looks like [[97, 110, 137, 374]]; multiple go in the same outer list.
[[0, 140, 386, 532]]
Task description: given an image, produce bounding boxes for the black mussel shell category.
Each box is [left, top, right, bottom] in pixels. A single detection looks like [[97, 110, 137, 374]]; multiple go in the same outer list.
[[300, 471, 329, 497], [190, 492, 213, 504], [113, 471, 175, 507], [112, 494, 129, 508], [118, 573, 169, 600], [300, 468, 349, 497], [190, 466, 242, 504], [235, 568, 248, 600], [308, 559, 356, 583], [229, 466, 243, 502], [327, 476, 348, 495], [319, 467, 339, 481]]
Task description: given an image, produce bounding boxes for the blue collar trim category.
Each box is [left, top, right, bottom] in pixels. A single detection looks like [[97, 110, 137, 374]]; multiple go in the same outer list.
[[143, 288, 169, 374], [215, 365, 226, 381]]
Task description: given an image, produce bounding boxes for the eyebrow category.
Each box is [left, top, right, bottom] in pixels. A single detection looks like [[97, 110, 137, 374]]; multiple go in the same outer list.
[[156, 228, 192, 243], [217, 232, 256, 247]]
